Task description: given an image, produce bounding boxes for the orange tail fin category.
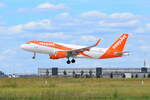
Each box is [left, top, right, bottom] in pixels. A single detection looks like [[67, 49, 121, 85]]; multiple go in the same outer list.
[[100, 33, 129, 59]]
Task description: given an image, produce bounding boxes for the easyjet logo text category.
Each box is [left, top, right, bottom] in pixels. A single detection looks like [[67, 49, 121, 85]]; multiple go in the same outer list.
[[112, 35, 127, 49]]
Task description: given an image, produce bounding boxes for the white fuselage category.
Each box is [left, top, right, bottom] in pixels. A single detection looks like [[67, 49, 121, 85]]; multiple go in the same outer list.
[[21, 42, 108, 59]]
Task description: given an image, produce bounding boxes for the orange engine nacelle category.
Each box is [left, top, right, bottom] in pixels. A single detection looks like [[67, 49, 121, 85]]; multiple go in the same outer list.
[[49, 51, 68, 59]]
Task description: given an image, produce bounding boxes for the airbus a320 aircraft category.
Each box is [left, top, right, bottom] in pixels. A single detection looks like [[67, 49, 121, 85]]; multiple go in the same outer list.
[[21, 33, 129, 64]]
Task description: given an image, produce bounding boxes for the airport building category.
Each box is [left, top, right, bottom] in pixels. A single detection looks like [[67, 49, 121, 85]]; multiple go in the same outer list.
[[38, 60, 150, 78], [38, 67, 150, 78]]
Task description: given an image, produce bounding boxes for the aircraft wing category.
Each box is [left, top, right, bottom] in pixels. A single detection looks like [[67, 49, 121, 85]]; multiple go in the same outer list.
[[65, 39, 100, 57]]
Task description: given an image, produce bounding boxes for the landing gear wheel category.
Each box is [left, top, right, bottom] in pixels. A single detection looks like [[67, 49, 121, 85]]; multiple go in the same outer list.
[[71, 59, 75, 63], [67, 60, 71, 64], [32, 52, 36, 59]]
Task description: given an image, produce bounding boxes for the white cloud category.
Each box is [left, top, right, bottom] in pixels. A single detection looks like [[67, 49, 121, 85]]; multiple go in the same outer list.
[[26, 32, 71, 39], [110, 13, 136, 19], [0, 26, 21, 34], [0, 22, 6, 26], [134, 23, 150, 33], [9, 19, 53, 33], [99, 20, 139, 27], [81, 35, 98, 42], [52, 13, 84, 27], [58, 12, 70, 17], [23, 19, 52, 30], [134, 27, 145, 33], [80, 11, 107, 19], [1, 49, 17, 55], [0, 55, 7, 61], [18, 3, 67, 13], [10, 25, 24, 33], [0, 49, 17, 61], [71, 35, 99, 45], [0, 19, 54, 35], [80, 11, 138, 20], [37, 3, 66, 10], [146, 23, 150, 29], [0, 11, 148, 37], [17, 8, 29, 13], [139, 46, 150, 51], [0, 3, 5, 8]]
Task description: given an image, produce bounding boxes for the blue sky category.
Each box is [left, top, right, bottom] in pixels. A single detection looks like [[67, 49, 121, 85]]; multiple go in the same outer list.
[[0, 0, 150, 74]]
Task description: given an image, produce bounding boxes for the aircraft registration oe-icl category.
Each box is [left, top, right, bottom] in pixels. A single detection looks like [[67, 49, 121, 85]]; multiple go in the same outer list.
[[21, 33, 129, 64]]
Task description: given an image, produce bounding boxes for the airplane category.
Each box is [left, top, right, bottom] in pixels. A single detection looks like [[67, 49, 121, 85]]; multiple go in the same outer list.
[[21, 33, 129, 64]]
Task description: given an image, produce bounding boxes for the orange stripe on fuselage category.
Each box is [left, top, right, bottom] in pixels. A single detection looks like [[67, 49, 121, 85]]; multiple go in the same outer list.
[[27, 40, 93, 58], [27, 41, 72, 50]]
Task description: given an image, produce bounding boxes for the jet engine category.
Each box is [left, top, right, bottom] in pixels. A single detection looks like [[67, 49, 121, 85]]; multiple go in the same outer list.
[[49, 51, 68, 59]]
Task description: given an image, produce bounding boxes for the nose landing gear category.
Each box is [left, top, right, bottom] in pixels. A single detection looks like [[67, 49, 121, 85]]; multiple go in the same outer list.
[[32, 52, 36, 59]]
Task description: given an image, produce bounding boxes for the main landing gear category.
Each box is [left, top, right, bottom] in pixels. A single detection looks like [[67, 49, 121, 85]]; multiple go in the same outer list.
[[32, 52, 36, 59], [66, 58, 76, 64]]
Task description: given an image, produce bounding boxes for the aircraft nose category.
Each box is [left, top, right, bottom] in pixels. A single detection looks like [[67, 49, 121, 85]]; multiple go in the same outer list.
[[20, 44, 27, 50]]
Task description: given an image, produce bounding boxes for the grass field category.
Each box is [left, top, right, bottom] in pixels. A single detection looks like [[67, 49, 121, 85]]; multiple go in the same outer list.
[[0, 78, 150, 100]]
